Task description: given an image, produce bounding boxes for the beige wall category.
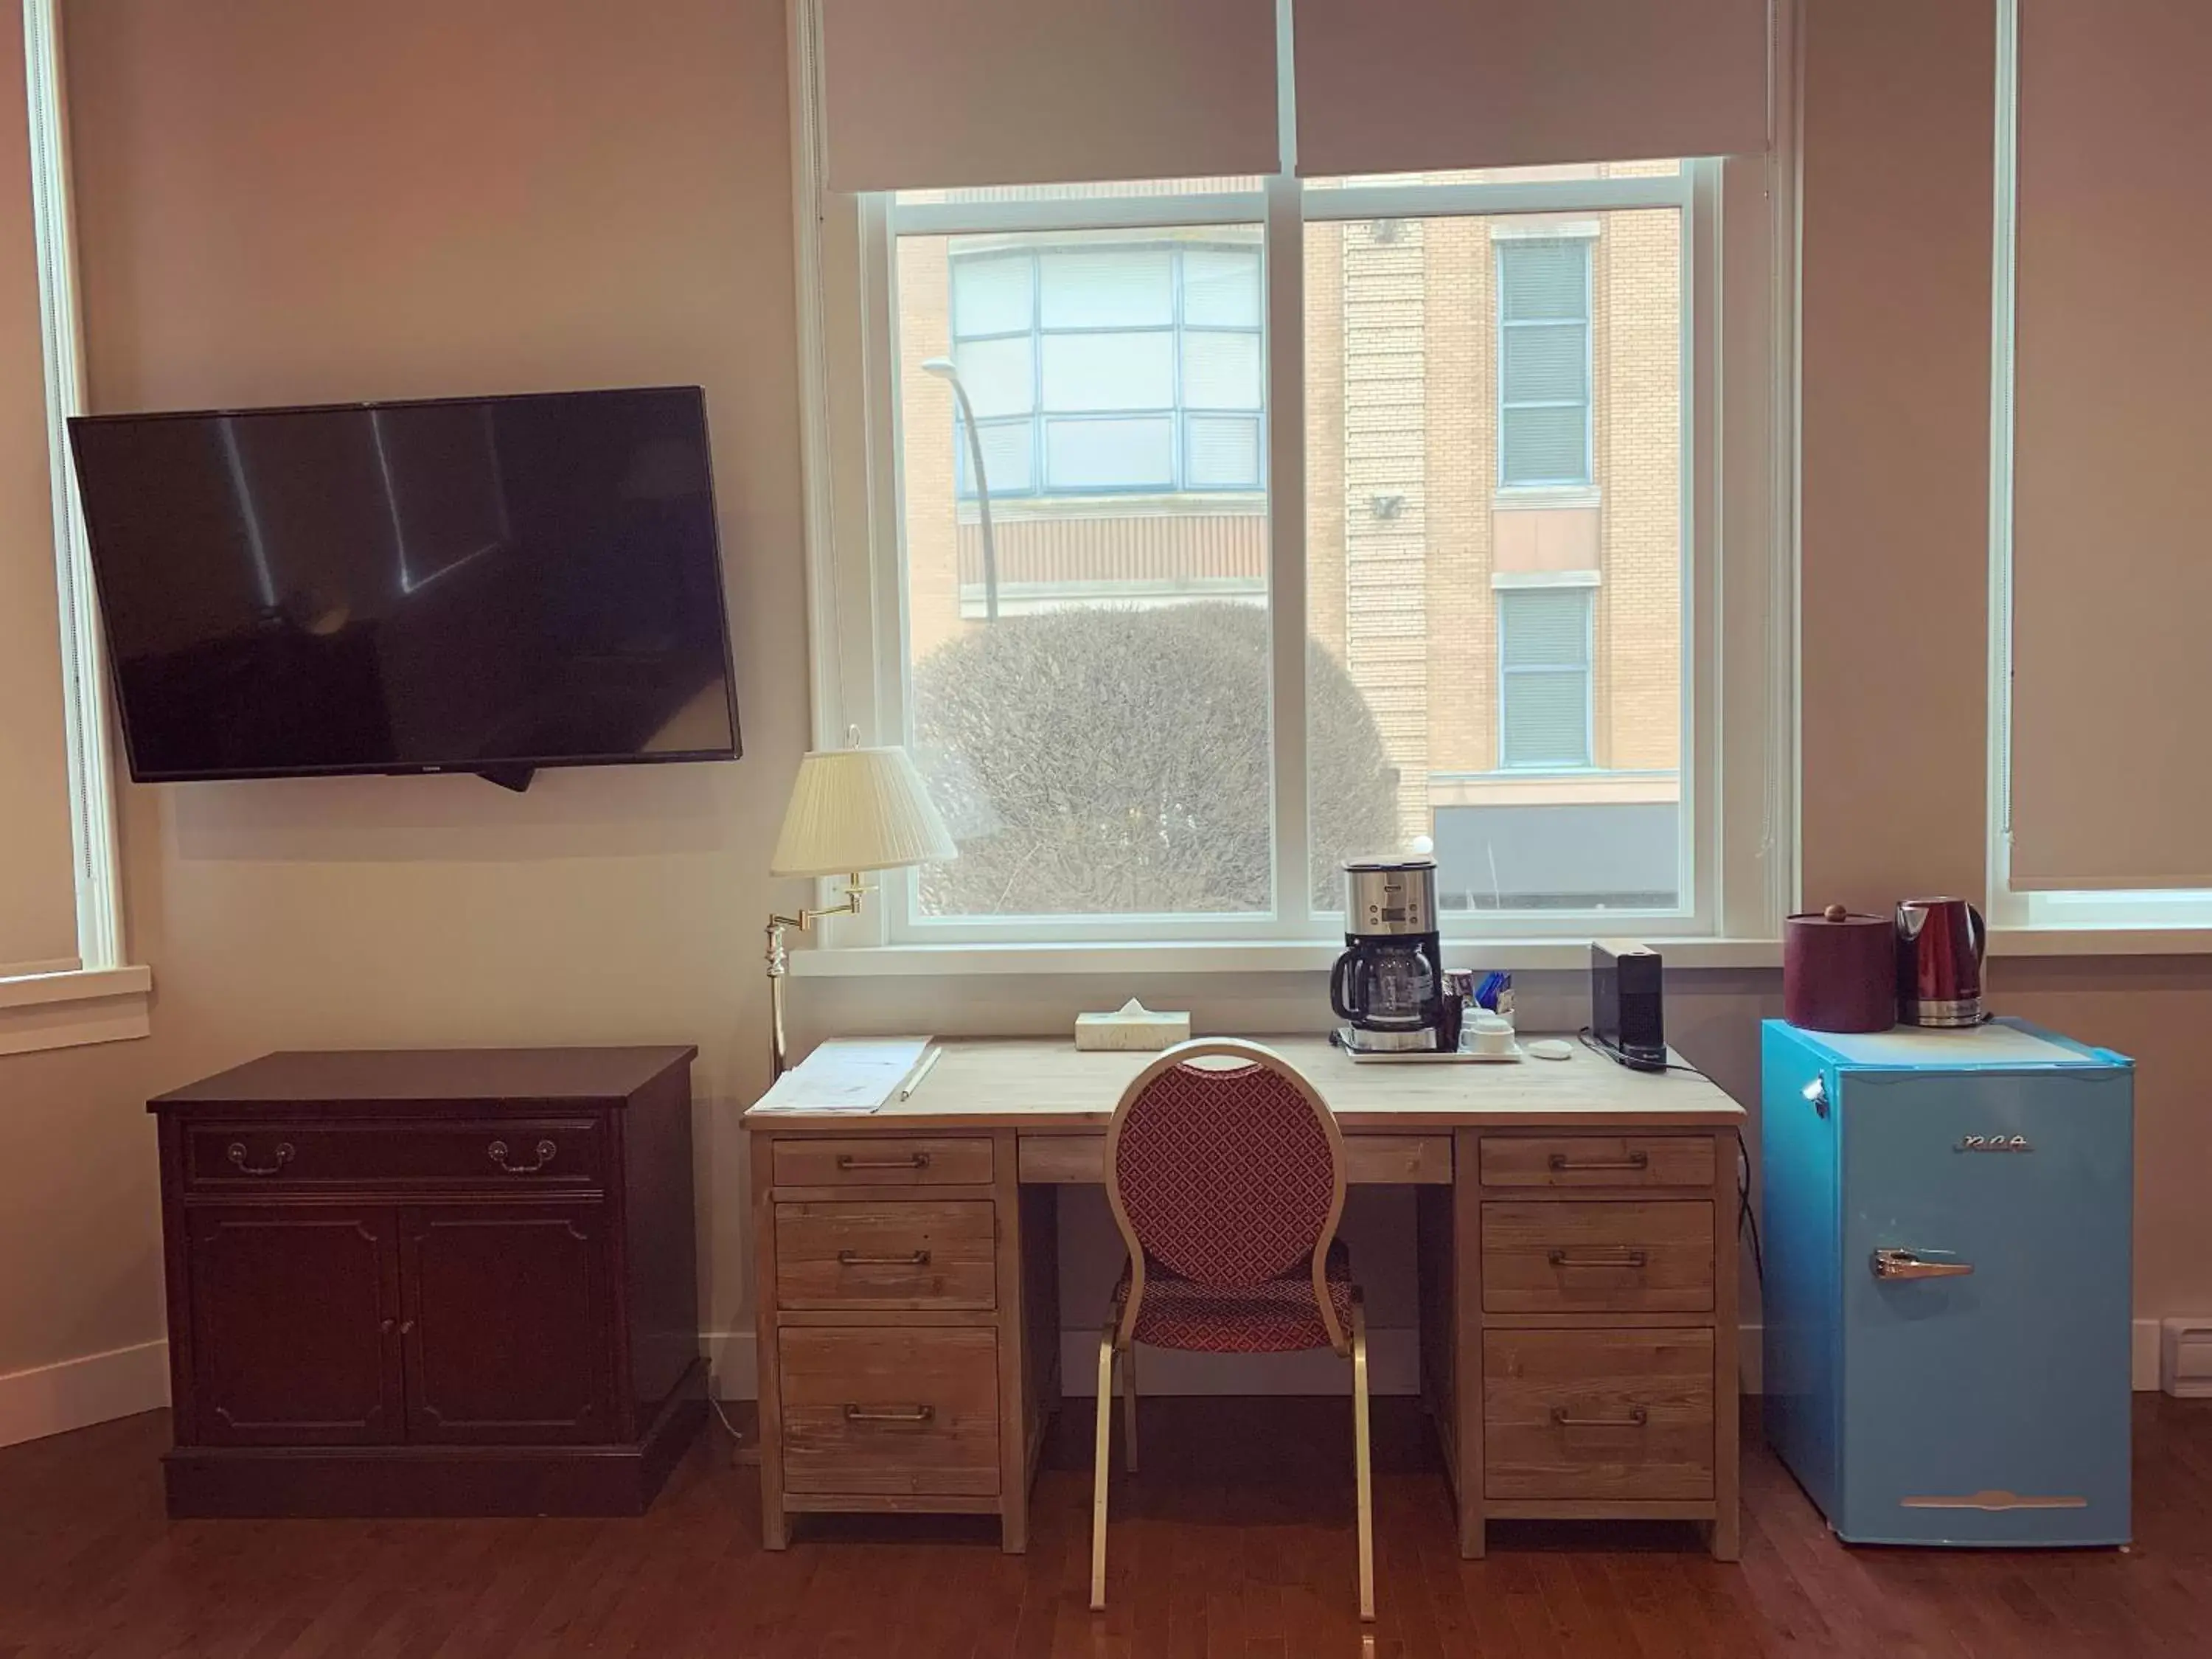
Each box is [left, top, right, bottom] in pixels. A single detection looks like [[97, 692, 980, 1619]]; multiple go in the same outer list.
[[8, 0, 2212, 1412], [0, 0, 806, 1383], [0, 21, 80, 978]]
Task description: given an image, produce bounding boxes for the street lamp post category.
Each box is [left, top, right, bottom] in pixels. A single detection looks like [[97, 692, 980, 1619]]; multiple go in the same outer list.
[[921, 357, 1001, 622]]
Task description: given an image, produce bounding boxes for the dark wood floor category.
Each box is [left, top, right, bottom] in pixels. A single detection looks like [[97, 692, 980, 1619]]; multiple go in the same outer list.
[[4, 1395, 2210, 1658]]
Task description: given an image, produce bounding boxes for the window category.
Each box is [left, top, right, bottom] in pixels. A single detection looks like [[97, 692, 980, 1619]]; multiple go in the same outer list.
[[804, 112, 1790, 950], [949, 241, 1265, 498], [1498, 588, 1594, 769], [1496, 236, 1593, 490]]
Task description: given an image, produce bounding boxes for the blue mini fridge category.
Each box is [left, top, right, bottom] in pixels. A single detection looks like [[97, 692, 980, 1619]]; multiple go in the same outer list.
[[1761, 1018, 2133, 1546]]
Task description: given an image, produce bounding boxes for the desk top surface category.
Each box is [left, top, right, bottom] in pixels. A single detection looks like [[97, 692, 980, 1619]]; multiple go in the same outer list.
[[744, 1035, 1744, 1133]]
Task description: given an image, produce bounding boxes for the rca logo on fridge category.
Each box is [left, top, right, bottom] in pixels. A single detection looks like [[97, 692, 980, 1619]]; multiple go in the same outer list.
[[1955, 1134, 2034, 1153]]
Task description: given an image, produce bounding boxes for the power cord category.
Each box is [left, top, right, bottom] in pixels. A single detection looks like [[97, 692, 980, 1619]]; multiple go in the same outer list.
[[1576, 1027, 1708, 1077], [1735, 1127, 1764, 1286]]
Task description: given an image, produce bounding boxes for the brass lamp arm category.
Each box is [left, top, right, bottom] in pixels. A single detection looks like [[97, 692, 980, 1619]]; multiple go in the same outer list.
[[764, 873, 872, 1075]]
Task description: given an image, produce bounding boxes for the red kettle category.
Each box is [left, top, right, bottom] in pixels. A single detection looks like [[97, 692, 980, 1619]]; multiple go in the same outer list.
[[1895, 897, 1985, 1027]]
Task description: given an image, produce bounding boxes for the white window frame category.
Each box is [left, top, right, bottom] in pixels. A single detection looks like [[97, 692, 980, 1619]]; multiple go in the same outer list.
[[2, 1, 148, 1054], [1981, 0, 2212, 954], [782, 0, 1795, 973]]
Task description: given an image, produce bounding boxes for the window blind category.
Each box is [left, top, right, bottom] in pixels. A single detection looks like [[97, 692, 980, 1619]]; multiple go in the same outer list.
[[0, 22, 80, 975], [817, 0, 1280, 193], [1499, 589, 1594, 770], [2008, 1, 2212, 889], [1293, 0, 1772, 178]]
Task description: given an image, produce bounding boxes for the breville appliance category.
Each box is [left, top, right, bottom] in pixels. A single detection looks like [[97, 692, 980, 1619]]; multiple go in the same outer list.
[[1896, 896, 1986, 1027], [1331, 858, 1447, 1054], [1590, 940, 1666, 1070], [1762, 1018, 2133, 1546], [1784, 905, 1897, 1033]]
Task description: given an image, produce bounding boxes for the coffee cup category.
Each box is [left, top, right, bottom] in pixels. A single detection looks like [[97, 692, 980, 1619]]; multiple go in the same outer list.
[[1469, 1012, 1516, 1057]]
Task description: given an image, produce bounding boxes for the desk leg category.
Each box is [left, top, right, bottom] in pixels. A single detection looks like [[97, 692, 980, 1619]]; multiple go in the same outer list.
[[995, 1130, 1034, 1554], [1711, 1128, 1742, 1562], [748, 1136, 787, 1550], [1453, 1129, 1486, 1559]]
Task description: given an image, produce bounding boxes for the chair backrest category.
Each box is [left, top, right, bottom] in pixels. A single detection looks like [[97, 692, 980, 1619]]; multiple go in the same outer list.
[[1103, 1037, 1348, 1350]]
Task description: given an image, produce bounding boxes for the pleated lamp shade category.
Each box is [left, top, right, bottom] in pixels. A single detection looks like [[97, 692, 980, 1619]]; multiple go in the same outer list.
[[770, 745, 958, 879]]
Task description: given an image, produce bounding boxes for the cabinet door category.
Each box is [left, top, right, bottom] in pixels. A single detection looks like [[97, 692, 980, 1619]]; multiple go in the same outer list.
[[185, 1206, 403, 1446], [399, 1203, 613, 1444]]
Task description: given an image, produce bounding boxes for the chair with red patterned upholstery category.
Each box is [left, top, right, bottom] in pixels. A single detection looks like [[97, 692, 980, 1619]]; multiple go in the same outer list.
[[1091, 1037, 1373, 1621]]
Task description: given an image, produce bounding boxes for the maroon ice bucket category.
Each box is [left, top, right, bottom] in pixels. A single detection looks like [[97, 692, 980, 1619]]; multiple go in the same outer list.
[[1784, 905, 1896, 1033]]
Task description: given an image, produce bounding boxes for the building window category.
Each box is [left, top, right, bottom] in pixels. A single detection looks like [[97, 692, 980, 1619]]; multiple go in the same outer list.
[[1496, 237, 1594, 490], [949, 241, 1265, 498], [1498, 588, 1596, 769]]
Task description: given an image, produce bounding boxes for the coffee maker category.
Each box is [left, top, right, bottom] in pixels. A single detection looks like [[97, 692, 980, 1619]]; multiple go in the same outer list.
[[1330, 857, 1449, 1053]]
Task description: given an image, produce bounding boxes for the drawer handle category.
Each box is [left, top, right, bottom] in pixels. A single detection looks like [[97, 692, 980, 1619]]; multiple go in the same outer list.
[[843, 1404, 936, 1425], [1548, 1151, 1649, 1172], [1551, 1406, 1649, 1429], [838, 1249, 933, 1267], [226, 1141, 295, 1178], [836, 1152, 931, 1172], [487, 1138, 558, 1175], [1546, 1248, 1649, 1269]]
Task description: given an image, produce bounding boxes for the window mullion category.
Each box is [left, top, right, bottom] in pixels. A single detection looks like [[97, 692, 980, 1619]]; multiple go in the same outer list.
[[1265, 173, 1309, 931]]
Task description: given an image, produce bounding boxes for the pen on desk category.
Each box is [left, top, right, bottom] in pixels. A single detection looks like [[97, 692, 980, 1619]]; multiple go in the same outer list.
[[898, 1045, 944, 1101]]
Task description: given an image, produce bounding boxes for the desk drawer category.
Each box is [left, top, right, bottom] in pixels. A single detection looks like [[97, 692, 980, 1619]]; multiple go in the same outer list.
[[1484, 1328, 1715, 1500], [772, 1138, 993, 1189], [779, 1327, 1000, 1496], [183, 1120, 604, 1192], [1480, 1135, 1714, 1191], [775, 1201, 997, 1310], [1482, 1201, 1714, 1314]]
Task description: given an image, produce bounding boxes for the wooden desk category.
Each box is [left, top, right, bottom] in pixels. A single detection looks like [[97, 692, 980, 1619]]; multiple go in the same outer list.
[[743, 1036, 1745, 1559]]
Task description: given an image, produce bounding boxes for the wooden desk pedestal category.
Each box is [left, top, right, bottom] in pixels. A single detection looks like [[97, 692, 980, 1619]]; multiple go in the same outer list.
[[745, 1038, 1742, 1559]]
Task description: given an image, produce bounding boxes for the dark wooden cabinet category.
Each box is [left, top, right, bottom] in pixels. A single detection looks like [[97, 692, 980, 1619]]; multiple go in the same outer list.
[[155, 1048, 703, 1517]]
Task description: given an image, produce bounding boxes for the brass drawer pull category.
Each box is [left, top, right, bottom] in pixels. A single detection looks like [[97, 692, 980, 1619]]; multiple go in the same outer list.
[[226, 1141, 295, 1178], [836, 1152, 931, 1172], [843, 1404, 936, 1425], [838, 1249, 933, 1267], [1547, 1248, 1649, 1269], [1551, 1406, 1649, 1429], [1548, 1151, 1649, 1172], [488, 1138, 558, 1175]]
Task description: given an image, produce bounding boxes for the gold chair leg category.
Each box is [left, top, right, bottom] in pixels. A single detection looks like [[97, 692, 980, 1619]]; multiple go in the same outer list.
[[1091, 1322, 1116, 1612], [1121, 1341, 1139, 1474], [1352, 1301, 1375, 1623]]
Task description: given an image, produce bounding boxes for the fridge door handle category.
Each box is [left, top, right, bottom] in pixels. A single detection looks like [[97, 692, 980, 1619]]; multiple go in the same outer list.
[[1871, 1247, 1975, 1281]]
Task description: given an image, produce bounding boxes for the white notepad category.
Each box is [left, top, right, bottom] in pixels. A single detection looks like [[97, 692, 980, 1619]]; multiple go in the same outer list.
[[751, 1037, 936, 1113]]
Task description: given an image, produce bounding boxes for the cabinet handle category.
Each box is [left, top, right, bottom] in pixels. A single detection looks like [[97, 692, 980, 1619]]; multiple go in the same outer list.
[[398, 1319, 417, 1337], [1551, 1406, 1649, 1429], [838, 1249, 932, 1267], [226, 1141, 296, 1178], [487, 1138, 558, 1175], [1871, 1247, 1975, 1281], [836, 1152, 931, 1172], [380, 1318, 397, 1337], [843, 1404, 935, 1425], [1547, 1248, 1649, 1269], [1548, 1150, 1649, 1172]]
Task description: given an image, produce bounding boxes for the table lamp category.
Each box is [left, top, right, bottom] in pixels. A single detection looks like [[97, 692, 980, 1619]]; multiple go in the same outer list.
[[765, 737, 957, 1074]]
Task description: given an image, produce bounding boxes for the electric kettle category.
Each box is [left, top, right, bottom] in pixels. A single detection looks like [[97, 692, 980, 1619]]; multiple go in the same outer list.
[[1896, 897, 1986, 1027]]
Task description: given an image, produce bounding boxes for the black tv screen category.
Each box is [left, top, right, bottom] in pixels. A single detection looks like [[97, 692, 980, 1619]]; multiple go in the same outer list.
[[69, 386, 740, 786]]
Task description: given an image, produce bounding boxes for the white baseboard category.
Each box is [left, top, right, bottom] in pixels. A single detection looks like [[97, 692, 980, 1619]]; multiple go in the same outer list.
[[0, 1340, 170, 1450], [706, 1328, 759, 1400]]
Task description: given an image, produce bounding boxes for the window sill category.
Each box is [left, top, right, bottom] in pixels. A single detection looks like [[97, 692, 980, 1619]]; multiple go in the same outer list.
[[787, 939, 1781, 978], [1989, 926, 2212, 959], [0, 966, 153, 1057]]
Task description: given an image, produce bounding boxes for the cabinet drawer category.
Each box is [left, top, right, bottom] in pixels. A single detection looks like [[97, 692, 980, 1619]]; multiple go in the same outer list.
[[184, 1120, 605, 1192], [775, 1201, 997, 1310], [1484, 1328, 1715, 1501], [778, 1327, 1000, 1496], [1482, 1201, 1714, 1314], [771, 1138, 992, 1189], [1480, 1135, 1714, 1191]]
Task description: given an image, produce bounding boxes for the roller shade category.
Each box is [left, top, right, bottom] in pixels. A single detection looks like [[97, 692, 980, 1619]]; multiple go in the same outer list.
[[1293, 0, 1773, 178], [818, 0, 1280, 193], [0, 22, 80, 974], [2008, 1, 2212, 889]]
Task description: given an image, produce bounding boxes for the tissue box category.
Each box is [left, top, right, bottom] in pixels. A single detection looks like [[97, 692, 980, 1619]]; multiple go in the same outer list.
[[1074, 999, 1191, 1051]]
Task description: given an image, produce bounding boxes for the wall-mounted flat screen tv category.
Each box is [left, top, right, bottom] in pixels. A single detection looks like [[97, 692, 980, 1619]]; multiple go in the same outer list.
[[69, 385, 740, 790]]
